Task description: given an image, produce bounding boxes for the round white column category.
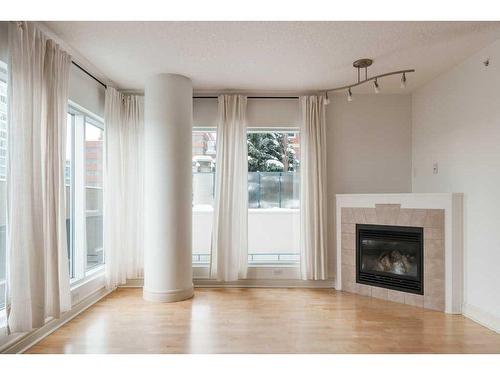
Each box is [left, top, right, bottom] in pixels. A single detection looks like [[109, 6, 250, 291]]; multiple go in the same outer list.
[[143, 74, 193, 302]]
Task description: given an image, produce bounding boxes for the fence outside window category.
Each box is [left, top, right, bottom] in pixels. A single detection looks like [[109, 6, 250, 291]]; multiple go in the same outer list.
[[193, 171, 300, 209]]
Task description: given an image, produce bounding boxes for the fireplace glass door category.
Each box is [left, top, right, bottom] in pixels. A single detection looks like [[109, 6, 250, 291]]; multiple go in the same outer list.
[[356, 224, 423, 294]]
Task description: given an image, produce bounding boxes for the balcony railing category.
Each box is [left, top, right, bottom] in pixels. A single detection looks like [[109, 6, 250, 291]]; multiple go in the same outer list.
[[193, 171, 300, 209]]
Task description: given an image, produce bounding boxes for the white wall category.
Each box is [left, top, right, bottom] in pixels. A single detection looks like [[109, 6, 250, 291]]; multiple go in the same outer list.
[[326, 93, 413, 275], [194, 97, 299, 128], [412, 38, 500, 328], [327, 94, 413, 194]]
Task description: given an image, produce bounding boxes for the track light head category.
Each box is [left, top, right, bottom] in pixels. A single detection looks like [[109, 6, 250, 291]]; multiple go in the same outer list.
[[324, 92, 330, 105], [347, 88, 353, 102], [323, 59, 414, 94]]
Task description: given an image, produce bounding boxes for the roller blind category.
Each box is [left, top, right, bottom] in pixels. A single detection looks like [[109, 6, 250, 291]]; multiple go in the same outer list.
[[0, 22, 7, 62], [68, 64, 105, 118]]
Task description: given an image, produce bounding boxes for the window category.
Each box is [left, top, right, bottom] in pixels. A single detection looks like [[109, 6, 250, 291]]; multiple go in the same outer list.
[[84, 118, 104, 271], [192, 130, 216, 265], [247, 131, 300, 266], [191, 129, 301, 269], [0, 60, 7, 309], [66, 104, 105, 283], [66, 113, 74, 277]]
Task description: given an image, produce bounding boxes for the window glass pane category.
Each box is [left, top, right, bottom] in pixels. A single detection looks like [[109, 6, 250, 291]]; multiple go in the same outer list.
[[66, 113, 74, 278], [247, 131, 300, 265], [192, 130, 216, 265], [85, 120, 104, 271], [0, 60, 7, 309]]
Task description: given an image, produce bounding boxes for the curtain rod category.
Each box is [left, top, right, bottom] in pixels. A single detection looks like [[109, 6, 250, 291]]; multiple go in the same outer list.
[[72, 61, 107, 89], [68, 65, 303, 99]]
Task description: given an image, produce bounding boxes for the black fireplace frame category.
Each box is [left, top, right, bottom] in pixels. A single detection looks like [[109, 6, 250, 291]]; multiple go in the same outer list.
[[356, 224, 424, 295]]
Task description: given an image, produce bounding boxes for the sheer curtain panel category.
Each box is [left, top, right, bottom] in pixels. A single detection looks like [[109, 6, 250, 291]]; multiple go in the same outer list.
[[104, 87, 144, 289], [210, 95, 248, 281], [7, 22, 72, 333], [299, 96, 328, 280]]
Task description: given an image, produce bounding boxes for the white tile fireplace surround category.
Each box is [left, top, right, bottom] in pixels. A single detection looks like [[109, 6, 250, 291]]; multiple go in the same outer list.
[[336, 194, 463, 314]]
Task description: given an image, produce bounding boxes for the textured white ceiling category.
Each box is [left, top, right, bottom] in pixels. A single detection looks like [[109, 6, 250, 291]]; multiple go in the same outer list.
[[45, 21, 500, 93]]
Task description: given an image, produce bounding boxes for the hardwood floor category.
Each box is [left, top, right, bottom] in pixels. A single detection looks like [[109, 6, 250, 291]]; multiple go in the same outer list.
[[26, 287, 500, 354]]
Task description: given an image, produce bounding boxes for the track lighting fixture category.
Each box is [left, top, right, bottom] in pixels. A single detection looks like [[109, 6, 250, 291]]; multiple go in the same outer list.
[[324, 92, 330, 105], [325, 58, 414, 97], [401, 72, 407, 89]]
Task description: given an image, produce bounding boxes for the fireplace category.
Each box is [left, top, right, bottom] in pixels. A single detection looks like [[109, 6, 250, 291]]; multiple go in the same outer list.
[[356, 224, 423, 295]]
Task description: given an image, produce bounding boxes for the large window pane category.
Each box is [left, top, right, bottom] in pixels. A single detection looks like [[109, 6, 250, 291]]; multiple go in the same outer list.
[[84, 119, 104, 271], [67, 105, 105, 282], [66, 113, 74, 278], [247, 131, 300, 265], [0, 60, 7, 309], [192, 130, 216, 265]]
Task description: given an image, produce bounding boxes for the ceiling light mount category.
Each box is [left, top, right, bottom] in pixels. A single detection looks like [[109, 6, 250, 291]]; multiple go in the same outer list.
[[353, 58, 373, 82], [325, 58, 415, 102], [353, 58, 373, 69]]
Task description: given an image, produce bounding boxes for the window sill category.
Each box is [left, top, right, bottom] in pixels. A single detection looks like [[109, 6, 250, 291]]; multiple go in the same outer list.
[[0, 267, 105, 328], [70, 267, 106, 307], [0, 270, 106, 352], [248, 264, 299, 268], [70, 265, 105, 290]]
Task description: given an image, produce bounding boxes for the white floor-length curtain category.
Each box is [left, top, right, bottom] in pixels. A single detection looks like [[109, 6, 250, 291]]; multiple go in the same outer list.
[[104, 87, 144, 289], [210, 95, 248, 281], [7, 22, 72, 333], [299, 95, 328, 280]]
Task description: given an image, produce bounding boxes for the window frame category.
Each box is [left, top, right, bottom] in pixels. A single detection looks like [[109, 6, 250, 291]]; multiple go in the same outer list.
[[246, 128, 301, 268], [191, 126, 302, 279], [83, 116, 104, 273], [67, 101, 105, 286], [192, 127, 217, 269], [0, 60, 7, 310], [66, 112, 76, 279]]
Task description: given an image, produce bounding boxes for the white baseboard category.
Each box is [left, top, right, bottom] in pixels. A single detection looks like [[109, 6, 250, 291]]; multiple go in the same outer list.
[[0, 286, 112, 354], [123, 278, 335, 289], [120, 278, 144, 287], [463, 303, 500, 334], [143, 285, 194, 302]]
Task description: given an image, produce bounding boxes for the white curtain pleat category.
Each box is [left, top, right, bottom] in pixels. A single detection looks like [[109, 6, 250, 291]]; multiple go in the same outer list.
[[299, 96, 328, 280], [7, 22, 72, 333], [104, 87, 144, 290], [210, 95, 248, 281], [42, 39, 72, 319]]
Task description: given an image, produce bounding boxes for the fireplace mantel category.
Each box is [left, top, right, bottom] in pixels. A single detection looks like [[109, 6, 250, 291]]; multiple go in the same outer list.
[[335, 193, 463, 314]]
